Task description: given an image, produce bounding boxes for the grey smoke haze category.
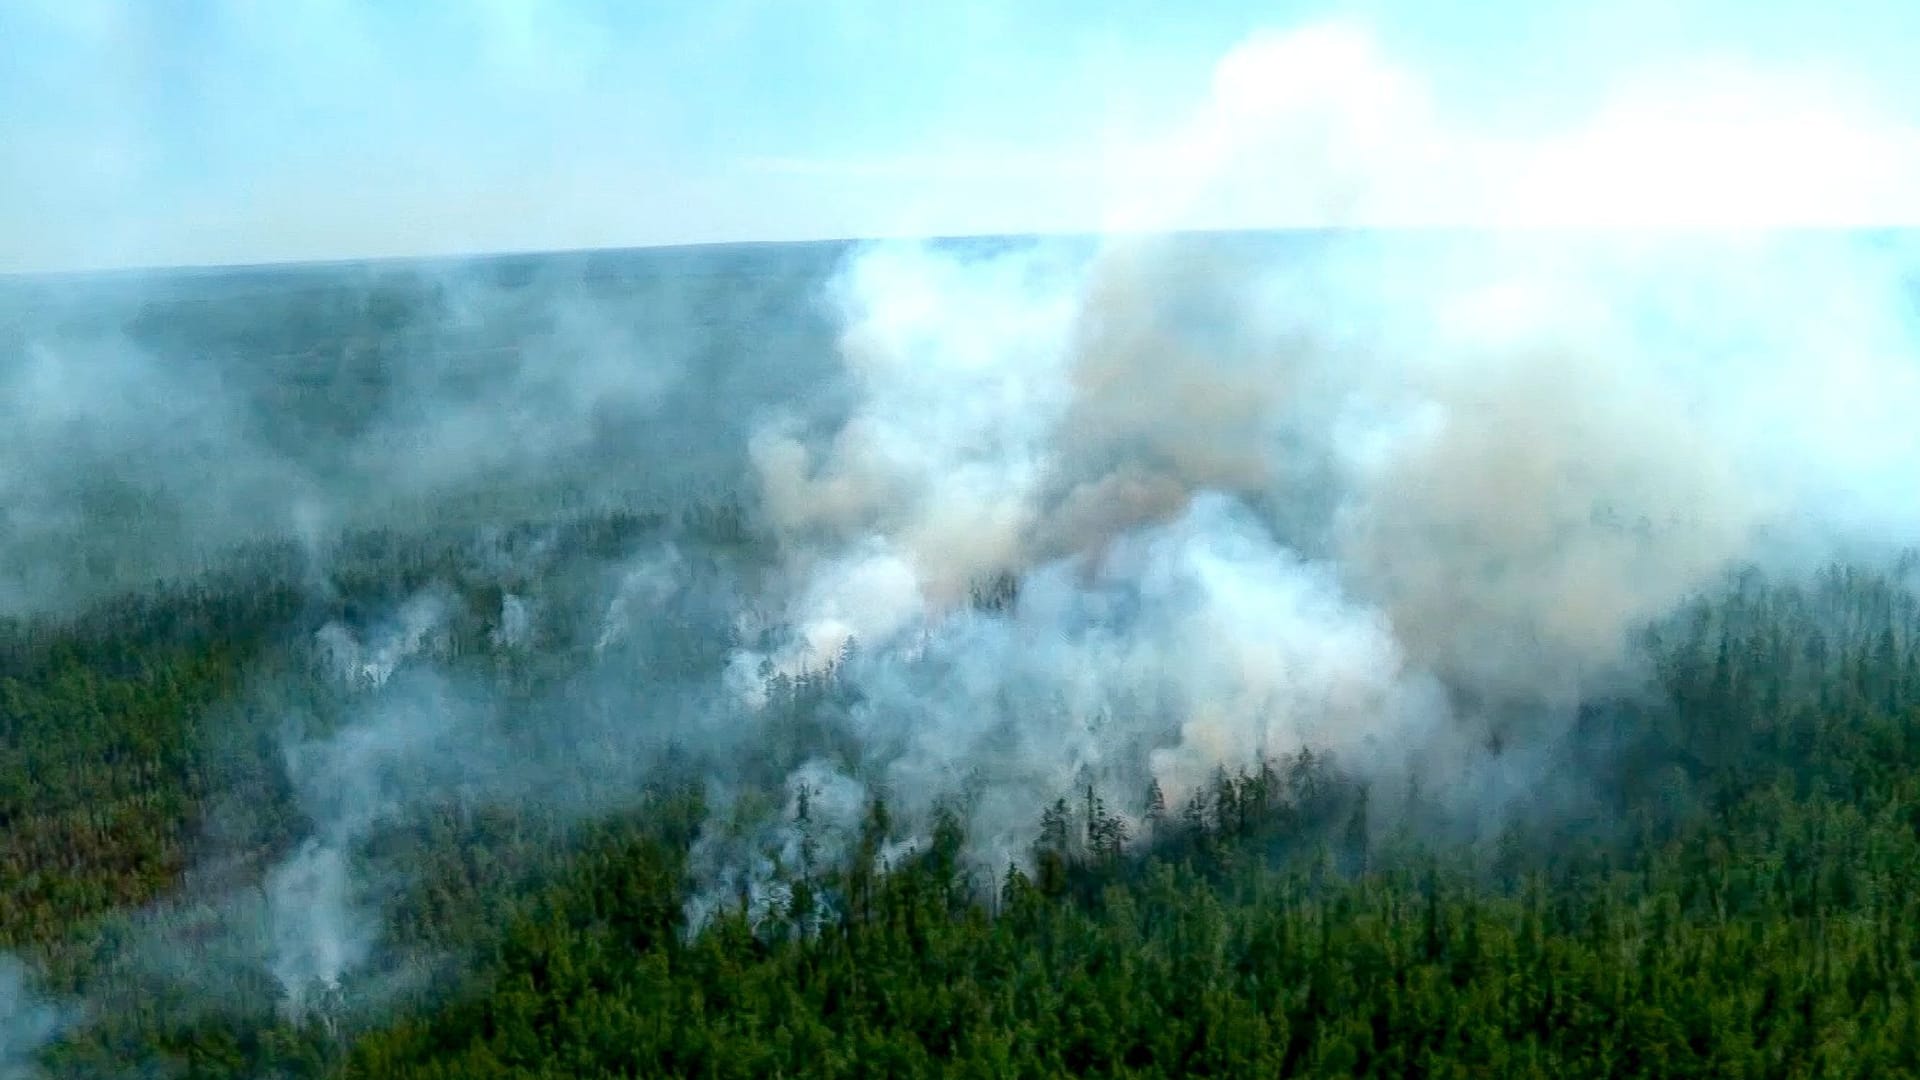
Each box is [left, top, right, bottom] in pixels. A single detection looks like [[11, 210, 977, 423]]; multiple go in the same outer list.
[[231, 536, 765, 1010], [0, 245, 843, 616], [0, 955, 67, 1080]]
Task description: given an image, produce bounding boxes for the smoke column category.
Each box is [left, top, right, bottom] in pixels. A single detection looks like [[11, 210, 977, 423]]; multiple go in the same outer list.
[[706, 21, 1920, 911]]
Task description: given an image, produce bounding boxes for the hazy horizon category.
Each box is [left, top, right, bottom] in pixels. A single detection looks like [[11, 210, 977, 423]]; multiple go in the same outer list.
[[7, 2, 1920, 273], [11, 225, 1920, 282]]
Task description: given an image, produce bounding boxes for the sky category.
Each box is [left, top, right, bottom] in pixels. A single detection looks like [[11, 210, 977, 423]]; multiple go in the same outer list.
[[3, 0, 1920, 272]]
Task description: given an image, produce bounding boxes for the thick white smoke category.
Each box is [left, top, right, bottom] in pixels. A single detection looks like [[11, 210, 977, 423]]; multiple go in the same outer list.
[[716, 21, 1920, 900], [728, 228, 1920, 884]]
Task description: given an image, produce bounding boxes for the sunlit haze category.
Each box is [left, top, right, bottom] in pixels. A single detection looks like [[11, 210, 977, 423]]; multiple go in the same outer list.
[[6, 0, 1920, 272]]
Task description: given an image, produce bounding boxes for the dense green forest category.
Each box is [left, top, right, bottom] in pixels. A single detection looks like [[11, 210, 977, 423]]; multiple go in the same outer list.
[[4, 503, 1920, 1078]]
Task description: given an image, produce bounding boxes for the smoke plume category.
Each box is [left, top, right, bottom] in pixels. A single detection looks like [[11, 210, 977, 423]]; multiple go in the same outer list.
[[707, 20, 1920, 904]]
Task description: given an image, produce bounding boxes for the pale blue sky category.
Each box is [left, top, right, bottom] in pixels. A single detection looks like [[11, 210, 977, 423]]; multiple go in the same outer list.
[[3, 0, 1917, 271]]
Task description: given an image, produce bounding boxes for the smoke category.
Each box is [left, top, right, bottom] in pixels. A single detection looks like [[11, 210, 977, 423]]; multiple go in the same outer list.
[[267, 662, 479, 1016], [0, 245, 841, 616], [0, 955, 69, 1080], [718, 220, 1920, 891], [707, 21, 1920, 898], [491, 592, 536, 650], [13, 9, 1920, 1067], [232, 537, 748, 1013], [595, 545, 687, 654], [125, 18, 1920, 957], [684, 760, 876, 935], [315, 586, 459, 690], [0, 321, 311, 614], [264, 841, 368, 1021]]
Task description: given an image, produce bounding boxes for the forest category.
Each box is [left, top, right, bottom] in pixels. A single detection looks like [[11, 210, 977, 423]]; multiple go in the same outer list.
[[10, 0, 1920, 1071], [5, 496, 1920, 1078], [7, 224, 1920, 1080]]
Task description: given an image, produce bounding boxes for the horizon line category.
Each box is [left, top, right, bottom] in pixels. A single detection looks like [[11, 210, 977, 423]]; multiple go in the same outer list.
[[6, 224, 1915, 282]]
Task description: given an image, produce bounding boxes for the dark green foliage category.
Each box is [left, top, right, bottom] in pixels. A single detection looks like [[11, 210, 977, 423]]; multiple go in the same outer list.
[[10, 518, 1920, 1076]]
